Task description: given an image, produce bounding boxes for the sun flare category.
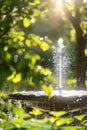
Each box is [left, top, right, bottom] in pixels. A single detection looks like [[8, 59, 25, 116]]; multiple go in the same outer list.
[[56, 1, 63, 10], [65, 0, 71, 3], [56, 0, 71, 11]]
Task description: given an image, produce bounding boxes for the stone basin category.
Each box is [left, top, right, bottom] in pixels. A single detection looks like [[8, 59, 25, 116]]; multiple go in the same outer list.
[[8, 90, 87, 111]]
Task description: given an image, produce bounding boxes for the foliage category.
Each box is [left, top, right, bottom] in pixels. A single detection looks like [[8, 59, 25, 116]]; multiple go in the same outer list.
[[0, 0, 54, 91], [0, 93, 87, 130]]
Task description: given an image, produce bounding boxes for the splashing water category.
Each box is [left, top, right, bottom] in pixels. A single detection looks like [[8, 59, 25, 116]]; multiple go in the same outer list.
[[53, 38, 68, 93]]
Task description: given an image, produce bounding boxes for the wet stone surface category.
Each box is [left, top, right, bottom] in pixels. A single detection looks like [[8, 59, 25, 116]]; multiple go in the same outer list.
[[8, 90, 87, 111]]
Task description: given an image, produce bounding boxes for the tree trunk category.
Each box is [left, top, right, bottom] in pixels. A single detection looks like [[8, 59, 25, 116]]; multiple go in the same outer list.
[[62, 0, 86, 89], [76, 32, 86, 89]]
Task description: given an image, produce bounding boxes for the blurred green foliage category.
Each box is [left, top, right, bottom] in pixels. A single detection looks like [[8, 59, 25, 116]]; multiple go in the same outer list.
[[0, 0, 54, 92], [0, 93, 87, 130]]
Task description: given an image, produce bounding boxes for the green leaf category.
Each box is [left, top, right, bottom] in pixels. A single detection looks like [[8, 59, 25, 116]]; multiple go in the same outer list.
[[23, 17, 31, 28], [11, 117, 23, 124], [30, 108, 42, 116], [7, 71, 16, 81], [12, 107, 25, 117], [34, 0, 40, 4], [49, 111, 67, 118], [0, 112, 7, 120], [56, 118, 74, 126], [0, 122, 15, 129], [33, 9, 40, 16], [40, 68, 52, 76], [40, 42, 49, 51], [74, 114, 86, 121], [25, 39, 31, 47], [81, 120, 87, 127], [12, 73, 22, 83], [42, 85, 53, 97]]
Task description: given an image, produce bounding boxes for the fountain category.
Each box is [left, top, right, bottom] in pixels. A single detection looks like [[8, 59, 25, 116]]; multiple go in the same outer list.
[[53, 37, 67, 92], [8, 38, 87, 112]]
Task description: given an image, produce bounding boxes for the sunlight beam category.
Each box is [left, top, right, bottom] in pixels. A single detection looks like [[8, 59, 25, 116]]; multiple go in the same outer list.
[[56, 0, 71, 11], [65, 0, 71, 3]]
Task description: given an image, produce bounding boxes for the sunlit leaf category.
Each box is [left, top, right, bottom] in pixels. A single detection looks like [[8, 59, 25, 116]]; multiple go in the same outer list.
[[23, 17, 31, 28], [74, 114, 86, 121], [0, 92, 7, 97], [28, 76, 35, 86], [0, 122, 15, 129], [30, 108, 42, 116], [12, 107, 24, 117], [40, 68, 52, 76], [25, 52, 40, 66], [81, 120, 87, 127], [11, 118, 23, 124], [84, 49, 87, 56], [17, 35, 24, 41], [4, 46, 8, 51], [25, 39, 31, 47], [67, 79, 76, 85], [12, 73, 22, 83], [66, 2, 74, 11], [33, 9, 40, 16], [40, 42, 49, 51], [70, 29, 76, 41], [30, 54, 40, 66], [6, 52, 12, 60], [34, 0, 40, 4], [49, 111, 67, 118], [42, 85, 53, 97], [81, 21, 87, 35], [49, 117, 56, 123], [56, 117, 74, 126], [7, 71, 16, 80]]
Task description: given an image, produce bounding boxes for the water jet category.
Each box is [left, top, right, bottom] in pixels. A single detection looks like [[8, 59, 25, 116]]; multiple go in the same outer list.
[[53, 37, 67, 92]]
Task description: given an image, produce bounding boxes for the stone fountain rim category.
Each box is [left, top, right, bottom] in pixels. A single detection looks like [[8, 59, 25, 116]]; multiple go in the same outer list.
[[8, 90, 87, 111], [9, 90, 87, 96]]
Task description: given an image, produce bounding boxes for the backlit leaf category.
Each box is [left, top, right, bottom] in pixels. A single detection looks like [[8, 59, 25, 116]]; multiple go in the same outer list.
[[25, 39, 31, 47], [49, 111, 67, 118], [30, 108, 42, 116], [12, 73, 22, 83], [70, 29, 75, 41], [7, 71, 16, 80], [56, 118, 74, 126], [42, 85, 53, 97], [84, 49, 87, 56], [0, 122, 15, 129], [40, 68, 52, 76], [12, 107, 24, 117], [81, 120, 87, 126], [11, 118, 23, 124], [74, 114, 86, 121], [40, 42, 49, 51], [6, 52, 12, 60], [23, 17, 31, 28], [67, 79, 76, 85]]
